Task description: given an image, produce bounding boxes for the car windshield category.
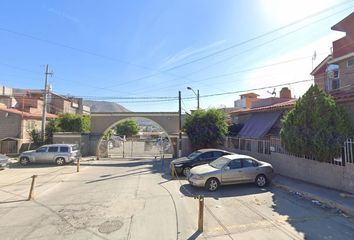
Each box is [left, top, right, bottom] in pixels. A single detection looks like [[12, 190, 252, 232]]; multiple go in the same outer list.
[[209, 157, 229, 169], [187, 151, 201, 159]]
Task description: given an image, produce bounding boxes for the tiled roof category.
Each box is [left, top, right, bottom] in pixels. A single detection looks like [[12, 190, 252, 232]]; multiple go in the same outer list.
[[330, 89, 354, 102], [230, 99, 296, 115], [0, 107, 57, 119]]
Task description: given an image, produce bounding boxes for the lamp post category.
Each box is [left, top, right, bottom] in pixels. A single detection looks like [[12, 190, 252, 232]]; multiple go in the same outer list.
[[187, 87, 200, 110]]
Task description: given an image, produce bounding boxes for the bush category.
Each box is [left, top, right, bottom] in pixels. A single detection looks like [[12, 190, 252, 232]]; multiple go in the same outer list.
[[46, 113, 91, 143], [184, 109, 228, 149], [280, 85, 353, 162]]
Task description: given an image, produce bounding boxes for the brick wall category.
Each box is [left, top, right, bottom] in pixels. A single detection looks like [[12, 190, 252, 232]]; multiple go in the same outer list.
[[338, 59, 354, 87]]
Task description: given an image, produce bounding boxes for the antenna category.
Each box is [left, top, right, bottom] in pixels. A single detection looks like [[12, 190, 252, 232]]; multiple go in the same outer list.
[[267, 88, 276, 97]]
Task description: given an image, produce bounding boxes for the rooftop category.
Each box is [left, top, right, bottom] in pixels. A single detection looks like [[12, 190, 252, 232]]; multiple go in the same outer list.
[[230, 99, 296, 115], [0, 107, 57, 119], [331, 12, 354, 32]]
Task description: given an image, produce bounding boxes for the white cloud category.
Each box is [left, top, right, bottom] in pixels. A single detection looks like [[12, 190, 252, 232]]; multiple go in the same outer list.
[[159, 40, 226, 69]]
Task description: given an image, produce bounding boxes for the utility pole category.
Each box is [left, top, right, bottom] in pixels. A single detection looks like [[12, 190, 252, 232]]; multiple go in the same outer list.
[[41, 64, 52, 143], [178, 91, 182, 158], [197, 89, 200, 110]]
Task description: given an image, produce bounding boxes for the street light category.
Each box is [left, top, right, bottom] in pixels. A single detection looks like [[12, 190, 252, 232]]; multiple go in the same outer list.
[[187, 87, 200, 110]]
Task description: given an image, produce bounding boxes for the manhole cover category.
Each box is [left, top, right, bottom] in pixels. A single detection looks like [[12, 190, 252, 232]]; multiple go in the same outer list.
[[98, 220, 123, 234]]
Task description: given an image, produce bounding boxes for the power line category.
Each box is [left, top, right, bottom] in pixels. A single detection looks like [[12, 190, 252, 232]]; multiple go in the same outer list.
[[156, 1, 352, 72], [96, 1, 353, 92], [108, 4, 354, 94], [132, 53, 326, 95]]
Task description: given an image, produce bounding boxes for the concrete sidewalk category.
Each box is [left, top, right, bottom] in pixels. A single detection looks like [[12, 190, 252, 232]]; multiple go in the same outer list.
[[272, 175, 354, 217]]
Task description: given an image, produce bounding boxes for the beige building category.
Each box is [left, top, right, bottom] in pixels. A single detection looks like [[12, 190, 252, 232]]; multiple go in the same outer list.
[[13, 89, 90, 115], [0, 107, 57, 154], [0, 85, 90, 155]]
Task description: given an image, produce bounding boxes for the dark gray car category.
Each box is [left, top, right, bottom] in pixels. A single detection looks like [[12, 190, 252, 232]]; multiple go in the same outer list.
[[171, 149, 232, 176]]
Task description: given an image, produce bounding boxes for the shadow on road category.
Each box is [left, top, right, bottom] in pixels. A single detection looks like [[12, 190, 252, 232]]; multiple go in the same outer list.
[[9, 162, 70, 169], [80, 160, 155, 168], [186, 230, 202, 240], [179, 183, 270, 199], [85, 169, 156, 184]]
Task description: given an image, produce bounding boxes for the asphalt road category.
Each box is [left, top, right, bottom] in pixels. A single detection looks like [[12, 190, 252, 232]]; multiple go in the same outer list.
[[0, 158, 353, 240]]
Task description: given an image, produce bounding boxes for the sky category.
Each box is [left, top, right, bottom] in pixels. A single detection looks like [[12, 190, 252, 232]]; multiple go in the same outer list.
[[1, 0, 354, 112]]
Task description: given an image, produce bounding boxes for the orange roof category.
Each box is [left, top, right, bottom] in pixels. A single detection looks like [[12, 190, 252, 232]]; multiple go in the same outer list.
[[230, 99, 296, 115], [0, 107, 57, 119]]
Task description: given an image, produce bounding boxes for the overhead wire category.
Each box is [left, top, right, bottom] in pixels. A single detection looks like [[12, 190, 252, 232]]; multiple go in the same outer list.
[[97, 1, 354, 92], [130, 6, 354, 95]]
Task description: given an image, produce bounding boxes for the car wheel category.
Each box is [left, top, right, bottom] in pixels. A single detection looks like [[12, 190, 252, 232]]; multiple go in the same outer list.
[[20, 157, 29, 166], [55, 157, 66, 166], [182, 167, 191, 177], [205, 178, 219, 191], [255, 174, 267, 187]]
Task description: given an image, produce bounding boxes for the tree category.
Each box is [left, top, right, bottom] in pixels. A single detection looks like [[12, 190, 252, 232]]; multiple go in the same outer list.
[[29, 129, 42, 147], [280, 85, 353, 162], [57, 113, 90, 133], [46, 113, 91, 143], [115, 119, 139, 137], [45, 118, 60, 143], [184, 109, 228, 149]]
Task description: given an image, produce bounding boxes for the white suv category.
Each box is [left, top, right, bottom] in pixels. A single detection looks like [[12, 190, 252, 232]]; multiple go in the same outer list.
[[19, 144, 80, 166]]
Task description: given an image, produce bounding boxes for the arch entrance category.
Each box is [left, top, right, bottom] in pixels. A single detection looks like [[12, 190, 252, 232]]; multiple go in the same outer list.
[[90, 112, 184, 159]]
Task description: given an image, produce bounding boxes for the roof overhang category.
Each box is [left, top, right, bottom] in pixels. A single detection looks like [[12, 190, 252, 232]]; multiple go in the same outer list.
[[311, 55, 332, 75], [328, 52, 354, 64]]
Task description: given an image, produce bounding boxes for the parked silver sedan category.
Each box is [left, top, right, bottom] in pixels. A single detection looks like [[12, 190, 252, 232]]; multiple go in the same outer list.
[[188, 154, 274, 191]]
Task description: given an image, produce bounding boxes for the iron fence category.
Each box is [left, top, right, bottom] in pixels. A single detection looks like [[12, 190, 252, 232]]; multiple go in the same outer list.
[[225, 136, 354, 166]]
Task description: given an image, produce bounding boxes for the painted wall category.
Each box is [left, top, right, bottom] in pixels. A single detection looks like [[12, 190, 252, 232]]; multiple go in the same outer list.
[[223, 143, 354, 194]]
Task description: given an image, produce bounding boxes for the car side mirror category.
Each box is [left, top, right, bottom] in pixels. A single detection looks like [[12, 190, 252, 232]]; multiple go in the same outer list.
[[224, 166, 230, 171]]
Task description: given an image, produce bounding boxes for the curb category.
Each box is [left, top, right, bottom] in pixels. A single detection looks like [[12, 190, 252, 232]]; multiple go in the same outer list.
[[271, 182, 354, 218]]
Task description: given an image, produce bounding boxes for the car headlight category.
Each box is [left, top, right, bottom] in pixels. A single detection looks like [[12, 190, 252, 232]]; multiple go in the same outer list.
[[193, 174, 204, 180], [174, 164, 183, 168]]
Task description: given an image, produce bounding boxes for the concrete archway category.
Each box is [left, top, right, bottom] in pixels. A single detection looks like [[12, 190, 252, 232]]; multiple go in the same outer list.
[[90, 112, 185, 158]]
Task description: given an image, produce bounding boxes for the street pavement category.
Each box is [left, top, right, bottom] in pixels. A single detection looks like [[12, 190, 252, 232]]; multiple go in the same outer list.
[[0, 158, 353, 240]]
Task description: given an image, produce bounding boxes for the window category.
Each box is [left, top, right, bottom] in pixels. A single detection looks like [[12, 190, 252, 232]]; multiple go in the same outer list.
[[348, 58, 354, 67], [228, 159, 242, 169], [26, 120, 36, 131], [213, 151, 225, 158], [48, 146, 58, 152], [325, 64, 340, 91], [60, 146, 69, 152], [199, 152, 213, 160], [242, 159, 258, 168], [36, 147, 47, 152]]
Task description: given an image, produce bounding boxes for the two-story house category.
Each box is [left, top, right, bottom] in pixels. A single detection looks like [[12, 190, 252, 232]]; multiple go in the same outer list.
[[311, 12, 354, 122]]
